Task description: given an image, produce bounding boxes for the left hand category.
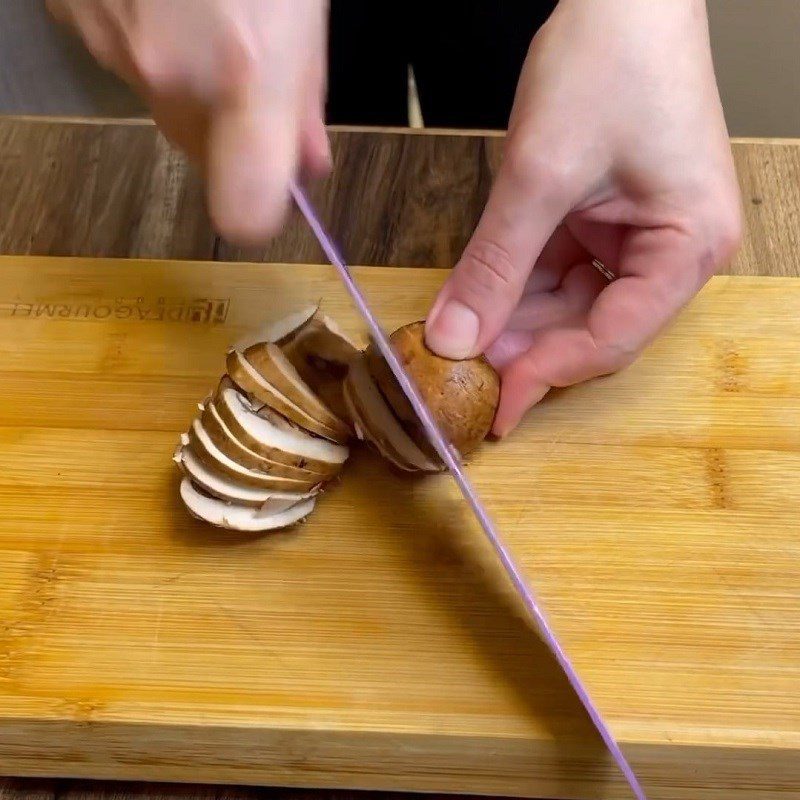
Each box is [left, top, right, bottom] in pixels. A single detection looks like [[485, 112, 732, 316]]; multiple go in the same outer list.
[[424, 0, 743, 437]]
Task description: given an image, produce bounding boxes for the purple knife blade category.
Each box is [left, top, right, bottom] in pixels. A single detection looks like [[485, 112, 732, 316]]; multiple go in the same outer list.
[[289, 182, 647, 800]]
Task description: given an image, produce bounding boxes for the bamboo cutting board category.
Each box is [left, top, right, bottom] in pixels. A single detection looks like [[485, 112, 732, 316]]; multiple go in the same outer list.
[[0, 256, 799, 800]]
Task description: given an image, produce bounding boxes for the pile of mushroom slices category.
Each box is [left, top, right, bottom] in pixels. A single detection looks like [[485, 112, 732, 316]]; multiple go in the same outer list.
[[175, 307, 358, 532], [176, 309, 501, 533]]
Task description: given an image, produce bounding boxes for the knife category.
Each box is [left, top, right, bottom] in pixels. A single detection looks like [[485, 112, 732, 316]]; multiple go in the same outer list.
[[289, 182, 648, 800]]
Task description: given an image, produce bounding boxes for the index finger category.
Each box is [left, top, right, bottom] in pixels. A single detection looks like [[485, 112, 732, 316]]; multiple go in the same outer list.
[[207, 92, 298, 245], [493, 226, 703, 436]]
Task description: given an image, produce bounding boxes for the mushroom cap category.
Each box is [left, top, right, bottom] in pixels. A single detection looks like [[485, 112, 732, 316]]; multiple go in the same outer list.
[[365, 321, 500, 457]]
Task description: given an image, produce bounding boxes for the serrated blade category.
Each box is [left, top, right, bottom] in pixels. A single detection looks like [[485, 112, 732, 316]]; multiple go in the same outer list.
[[289, 182, 647, 800]]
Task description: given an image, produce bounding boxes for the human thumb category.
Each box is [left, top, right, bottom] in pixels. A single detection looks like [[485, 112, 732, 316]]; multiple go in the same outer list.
[[425, 152, 570, 359]]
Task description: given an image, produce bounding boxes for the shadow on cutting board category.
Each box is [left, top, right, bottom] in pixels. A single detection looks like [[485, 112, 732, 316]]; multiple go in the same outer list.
[[342, 449, 611, 792], [167, 440, 613, 796]]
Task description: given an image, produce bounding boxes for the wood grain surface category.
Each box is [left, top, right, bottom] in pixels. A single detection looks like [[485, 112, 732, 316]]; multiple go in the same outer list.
[[0, 118, 799, 277], [0, 256, 798, 800], [0, 119, 213, 260], [1, 778, 416, 800]]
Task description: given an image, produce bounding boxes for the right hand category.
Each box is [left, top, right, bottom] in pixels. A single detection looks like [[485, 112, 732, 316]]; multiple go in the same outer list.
[[425, 0, 742, 437], [48, 0, 330, 244]]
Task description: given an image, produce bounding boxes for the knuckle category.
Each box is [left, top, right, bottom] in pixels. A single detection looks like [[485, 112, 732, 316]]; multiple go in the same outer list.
[[589, 319, 643, 376], [503, 137, 573, 199], [714, 200, 745, 264], [584, 339, 637, 383], [218, 32, 259, 96], [505, 140, 550, 187], [131, 31, 255, 101], [458, 240, 519, 299], [600, 338, 638, 371], [694, 190, 745, 277], [127, 37, 171, 88]]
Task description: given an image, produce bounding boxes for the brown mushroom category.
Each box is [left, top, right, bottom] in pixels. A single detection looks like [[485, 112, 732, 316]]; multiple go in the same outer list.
[[364, 321, 500, 459]]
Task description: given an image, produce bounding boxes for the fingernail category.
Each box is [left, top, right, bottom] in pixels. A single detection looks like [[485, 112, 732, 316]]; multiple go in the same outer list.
[[426, 300, 480, 360]]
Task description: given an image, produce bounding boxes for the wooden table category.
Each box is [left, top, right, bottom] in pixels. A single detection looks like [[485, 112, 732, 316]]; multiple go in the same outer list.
[[0, 117, 798, 277], [1, 117, 799, 800]]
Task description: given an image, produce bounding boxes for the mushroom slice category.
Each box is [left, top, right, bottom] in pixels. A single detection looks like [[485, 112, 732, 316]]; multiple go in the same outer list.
[[279, 314, 360, 420], [233, 305, 318, 351], [200, 400, 322, 480], [243, 342, 351, 441], [342, 379, 417, 473], [186, 421, 323, 492], [179, 478, 316, 532], [226, 350, 348, 444], [174, 445, 315, 511], [345, 358, 440, 473], [214, 379, 348, 475]]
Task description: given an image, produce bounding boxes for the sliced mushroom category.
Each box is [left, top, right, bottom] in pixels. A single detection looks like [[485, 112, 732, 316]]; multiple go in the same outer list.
[[186, 421, 323, 492], [214, 380, 348, 475], [363, 339, 437, 462], [342, 378, 417, 473], [226, 350, 348, 444], [200, 400, 323, 480], [179, 478, 316, 532], [243, 341, 351, 440], [233, 304, 318, 351], [345, 359, 440, 473], [175, 445, 315, 511], [279, 314, 361, 426]]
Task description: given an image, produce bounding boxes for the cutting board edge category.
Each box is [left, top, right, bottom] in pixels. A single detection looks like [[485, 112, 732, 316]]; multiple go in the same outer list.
[[2, 717, 800, 799], [1, 253, 798, 283]]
